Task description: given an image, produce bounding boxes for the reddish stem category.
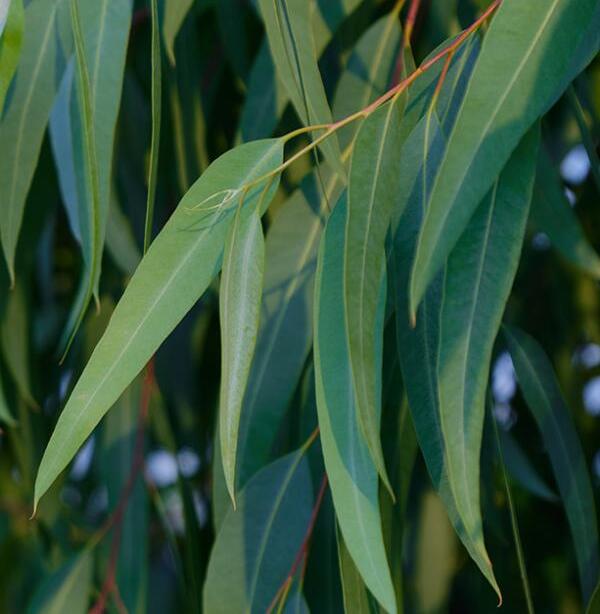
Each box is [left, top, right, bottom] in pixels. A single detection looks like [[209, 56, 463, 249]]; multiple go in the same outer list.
[[266, 474, 329, 614], [89, 360, 155, 614]]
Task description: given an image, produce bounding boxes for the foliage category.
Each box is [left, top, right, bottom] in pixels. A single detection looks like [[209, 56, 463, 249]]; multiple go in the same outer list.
[[0, 0, 599, 611]]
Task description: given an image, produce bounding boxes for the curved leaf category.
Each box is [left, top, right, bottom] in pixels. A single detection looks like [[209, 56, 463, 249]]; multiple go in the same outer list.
[[315, 195, 396, 613], [220, 208, 265, 506], [0, 0, 23, 112], [503, 325, 600, 603], [345, 95, 406, 493], [409, 0, 599, 317], [203, 450, 313, 613], [163, 0, 194, 66], [34, 138, 283, 511], [0, 0, 71, 281]]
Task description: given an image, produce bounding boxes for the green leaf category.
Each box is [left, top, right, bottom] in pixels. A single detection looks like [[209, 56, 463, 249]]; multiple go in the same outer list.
[[409, 0, 600, 317], [105, 191, 142, 276], [345, 95, 407, 494], [220, 208, 265, 506], [33, 138, 283, 511], [162, 0, 194, 66], [498, 430, 557, 503], [257, 0, 343, 176], [314, 194, 396, 613], [203, 450, 313, 613], [27, 551, 93, 614], [101, 377, 148, 612], [392, 113, 500, 598], [0, 0, 23, 112], [0, 0, 71, 282], [236, 166, 341, 487], [587, 581, 600, 614], [336, 529, 374, 614], [436, 125, 539, 552], [530, 146, 600, 279], [0, 370, 16, 426], [503, 325, 600, 603]]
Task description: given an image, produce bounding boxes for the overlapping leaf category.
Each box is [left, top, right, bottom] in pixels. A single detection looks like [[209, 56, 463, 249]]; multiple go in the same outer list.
[[34, 138, 283, 510], [0, 0, 23, 112], [315, 194, 396, 613], [203, 450, 313, 613], [163, 0, 194, 65], [503, 325, 600, 603], [0, 0, 71, 281], [220, 208, 265, 505], [409, 0, 599, 317]]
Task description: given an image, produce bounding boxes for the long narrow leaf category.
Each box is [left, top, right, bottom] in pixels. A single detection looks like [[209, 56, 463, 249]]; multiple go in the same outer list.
[[0, 0, 23, 112]]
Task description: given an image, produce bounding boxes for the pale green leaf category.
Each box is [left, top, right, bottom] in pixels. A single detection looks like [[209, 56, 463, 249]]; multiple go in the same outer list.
[[0, 0, 71, 282], [163, 0, 194, 66], [503, 325, 600, 603], [530, 147, 600, 279], [105, 191, 142, 276], [437, 126, 539, 552], [315, 194, 396, 613], [345, 95, 407, 494], [27, 551, 93, 614], [33, 138, 283, 511], [0, 0, 23, 112], [203, 450, 313, 614], [257, 0, 344, 176], [220, 208, 265, 505], [337, 529, 373, 614], [410, 0, 600, 317]]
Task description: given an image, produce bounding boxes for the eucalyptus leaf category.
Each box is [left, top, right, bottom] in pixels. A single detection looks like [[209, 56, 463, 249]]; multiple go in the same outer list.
[[0, 0, 23, 113], [315, 194, 396, 613], [34, 138, 283, 510], [220, 208, 265, 505], [503, 325, 600, 603], [409, 0, 600, 317], [163, 0, 194, 66], [203, 450, 313, 613]]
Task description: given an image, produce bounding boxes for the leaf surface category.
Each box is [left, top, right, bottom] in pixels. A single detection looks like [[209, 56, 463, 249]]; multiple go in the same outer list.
[[34, 138, 283, 510], [409, 0, 599, 316], [504, 325, 600, 603], [0, 0, 23, 112], [315, 194, 396, 613], [163, 0, 194, 65]]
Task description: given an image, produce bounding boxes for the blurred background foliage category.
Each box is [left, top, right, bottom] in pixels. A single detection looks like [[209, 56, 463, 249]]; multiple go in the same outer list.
[[0, 0, 598, 612]]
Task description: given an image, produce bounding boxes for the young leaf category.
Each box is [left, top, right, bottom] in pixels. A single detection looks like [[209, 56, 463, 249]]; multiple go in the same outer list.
[[0, 0, 71, 282], [409, 0, 599, 317], [0, 0, 23, 112], [345, 95, 406, 494], [236, 167, 341, 487], [33, 138, 283, 511], [220, 208, 265, 506], [314, 194, 396, 614], [26, 551, 93, 614], [530, 147, 600, 279], [437, 125, 539, 547], [504, 325, 600, 603], [203, 450, 313, 613], [257, 0, 344, 176]]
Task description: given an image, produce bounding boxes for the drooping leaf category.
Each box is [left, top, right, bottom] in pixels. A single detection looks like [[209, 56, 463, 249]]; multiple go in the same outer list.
[[0, 370, 16, 426], [163, 0, 194, 66], [392, 113, 500, 597], [105, 191, 142, 276], [0, 0, 23, 112], [336, 529, 374, 614], [33, 138, 283, 510], [314, 194, 396, 613], [220, 207, 265, 505], [26, 551, 93, 614], [203, 450, 313, 613], [436, 125, 539, 551], [236, 166, 341, 488], [257, 0, 344, 176], [0, 0, 71, 282], [344, 95, 407, 493], [409, 0, 600, 317], [503, 325, 600, 603], [498, 429, 557, 503], [530, 146, 600, 279], [101, 376, 148, 613]]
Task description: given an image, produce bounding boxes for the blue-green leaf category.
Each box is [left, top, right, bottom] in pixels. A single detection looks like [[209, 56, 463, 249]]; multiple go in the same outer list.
[[503, 325, 600, 603]]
